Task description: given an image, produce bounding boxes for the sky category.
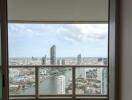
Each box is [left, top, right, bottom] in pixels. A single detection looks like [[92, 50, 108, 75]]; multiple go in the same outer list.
[[8, 24, 108, 58]]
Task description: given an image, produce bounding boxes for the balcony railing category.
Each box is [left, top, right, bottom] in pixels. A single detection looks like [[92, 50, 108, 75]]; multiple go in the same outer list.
[[9, 65, 108, 100]]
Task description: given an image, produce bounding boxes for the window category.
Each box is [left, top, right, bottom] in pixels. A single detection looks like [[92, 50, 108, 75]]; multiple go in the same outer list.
[[8, 24, 109, 99], [0, 0, 118, 100], [6, 0, 119, 100]]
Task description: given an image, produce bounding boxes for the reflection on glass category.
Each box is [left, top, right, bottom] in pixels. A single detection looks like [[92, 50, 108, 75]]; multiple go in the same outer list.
[[39, 67, 72, 95], [76, 67, 108, 95], [9, 68, 35, 95]]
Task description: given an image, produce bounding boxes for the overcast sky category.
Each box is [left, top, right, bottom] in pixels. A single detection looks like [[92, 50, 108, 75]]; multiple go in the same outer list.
[[8, 24, 108, 58]]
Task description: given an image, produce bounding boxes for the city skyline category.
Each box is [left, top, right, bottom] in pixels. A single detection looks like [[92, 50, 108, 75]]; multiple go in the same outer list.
[[8, 24, 108, 58]]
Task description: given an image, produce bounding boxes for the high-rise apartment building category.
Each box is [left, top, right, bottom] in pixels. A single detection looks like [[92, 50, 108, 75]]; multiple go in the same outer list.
[[50, 45, 56, 65], [102, 68, 107, 94], [57, 75, 66, 94], [42, 56, 46, 65], [77, 54, 82, 65], [62, 59, 65, 65], [57, 59, 61, 65]]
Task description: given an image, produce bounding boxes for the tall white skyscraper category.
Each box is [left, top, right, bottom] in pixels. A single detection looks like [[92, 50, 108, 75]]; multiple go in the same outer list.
[[102, 68, 108, 94], [57, 75, 66, 94]]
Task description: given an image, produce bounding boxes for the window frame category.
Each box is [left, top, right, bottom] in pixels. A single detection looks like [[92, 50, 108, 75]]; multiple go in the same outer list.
[[108, 0, 119, 100]]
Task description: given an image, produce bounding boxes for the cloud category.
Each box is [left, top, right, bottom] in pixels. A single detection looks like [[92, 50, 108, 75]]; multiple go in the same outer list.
[[8, 24, 46, 38], [56, 24, 108, 43], [9, 23, 108, 43]]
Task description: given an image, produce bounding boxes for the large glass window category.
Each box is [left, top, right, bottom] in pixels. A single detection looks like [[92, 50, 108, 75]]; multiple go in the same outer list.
[[8, 23, 108, 98]]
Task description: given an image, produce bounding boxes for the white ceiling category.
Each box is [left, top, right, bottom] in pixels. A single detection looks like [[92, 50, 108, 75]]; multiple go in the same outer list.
[[8, 0, 108, 22]]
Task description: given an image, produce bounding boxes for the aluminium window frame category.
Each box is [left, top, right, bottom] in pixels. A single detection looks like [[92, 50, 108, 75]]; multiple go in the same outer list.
[[108, 0, 119, 100], [1, 0, 9, 100], [1, 0, 119, 99]]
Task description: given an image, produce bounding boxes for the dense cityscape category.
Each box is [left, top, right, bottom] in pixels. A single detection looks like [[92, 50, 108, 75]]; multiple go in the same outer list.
[[9, 45, 108, 95]]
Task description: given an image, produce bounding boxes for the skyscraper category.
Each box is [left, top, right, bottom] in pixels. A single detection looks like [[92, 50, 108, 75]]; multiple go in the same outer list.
[[103, 58, 108, 65], [57, 59, 61, 65], [42, 56, 46, 65], [77, 54, 82, 65], [102, 68, 108, 94], [57, 75, 66, 94], [62, 59, 65, 65], [50, 45, 56, 65]]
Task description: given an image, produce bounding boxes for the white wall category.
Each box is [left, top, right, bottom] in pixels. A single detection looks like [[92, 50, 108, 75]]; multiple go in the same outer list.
[[120, 0, 132, 100]]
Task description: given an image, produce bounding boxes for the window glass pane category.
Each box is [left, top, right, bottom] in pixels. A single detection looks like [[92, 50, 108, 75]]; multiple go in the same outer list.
[[8, 24, 108, 66], [8, 23, 108, 97], [76, 67, 108, 95], [39, 67, 72, 95], [9, 68, 35, 95]]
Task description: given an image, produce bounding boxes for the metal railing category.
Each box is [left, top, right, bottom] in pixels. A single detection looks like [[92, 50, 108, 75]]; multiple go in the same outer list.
[[9, 65, 108, 100]]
